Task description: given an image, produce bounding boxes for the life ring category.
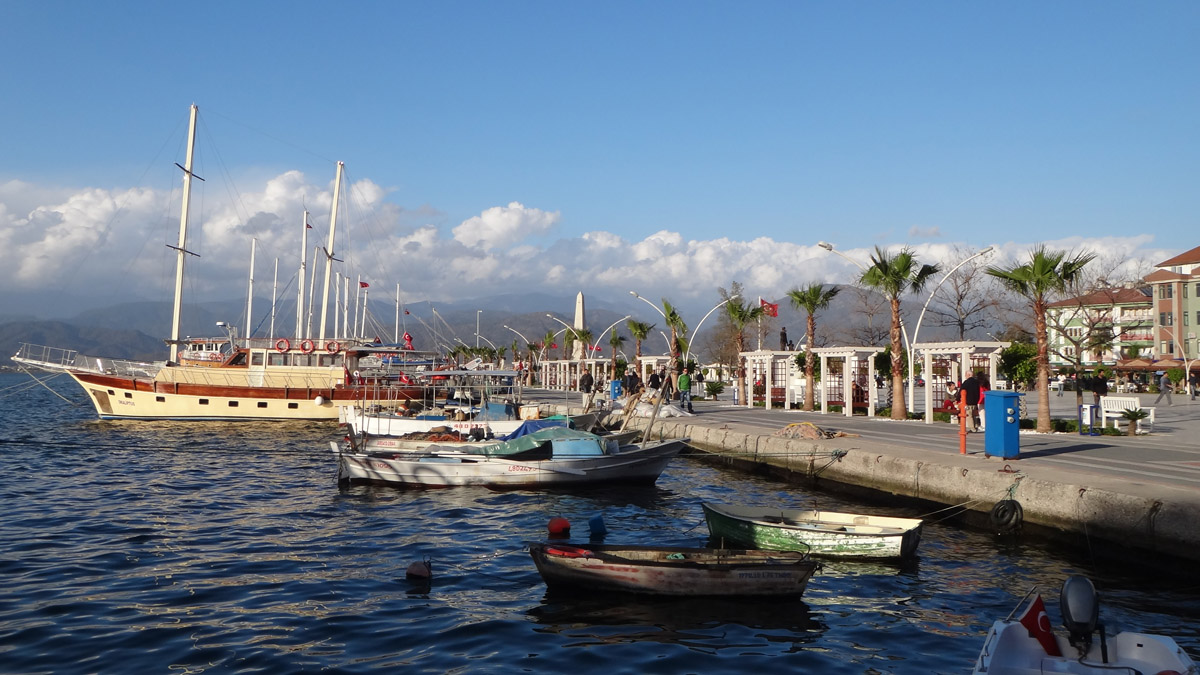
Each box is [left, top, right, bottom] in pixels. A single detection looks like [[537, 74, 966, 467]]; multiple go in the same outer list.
[[274, 338, 290, 353], [299, 339, 315, 354], [326, 341, 340, 353], [545, 545, 593, 558]]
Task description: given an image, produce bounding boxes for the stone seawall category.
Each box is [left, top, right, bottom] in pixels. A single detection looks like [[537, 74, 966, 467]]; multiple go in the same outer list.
[[547, 404, 1200, 564]]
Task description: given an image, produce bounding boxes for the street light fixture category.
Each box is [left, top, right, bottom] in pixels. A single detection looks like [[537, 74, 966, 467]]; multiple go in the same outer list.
[[502, 324, 531, 346], [683, 295, 739, 366], [908, 246, 995, 414], [629, 290, 668, 319], [474, 332, 497, 350], [595, 314, 632, 357]]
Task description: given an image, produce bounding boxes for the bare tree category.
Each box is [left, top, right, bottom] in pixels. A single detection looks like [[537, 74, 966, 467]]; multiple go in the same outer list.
[[922, 245, 1004, 340]]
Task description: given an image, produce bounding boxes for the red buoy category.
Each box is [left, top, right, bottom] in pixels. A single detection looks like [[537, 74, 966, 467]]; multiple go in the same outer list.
[[406, 560, 432, 580], [547, 516, 571, 538]]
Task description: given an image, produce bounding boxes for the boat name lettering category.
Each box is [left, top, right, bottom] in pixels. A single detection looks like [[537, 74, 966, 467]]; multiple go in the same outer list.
[[507, 465, 536, 473]]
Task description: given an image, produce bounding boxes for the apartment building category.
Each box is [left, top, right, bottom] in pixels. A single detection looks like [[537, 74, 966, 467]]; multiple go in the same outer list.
[[1144, 244, 1200, 361], [1046, 286, 1153, 368]]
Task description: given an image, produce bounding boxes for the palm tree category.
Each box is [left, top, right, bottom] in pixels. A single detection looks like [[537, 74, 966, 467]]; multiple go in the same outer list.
[[860, 246, 940, 420], [542, 330, 556, 361], [660, 299, 689, 394], [626, 319, 655, 373], [987, 245, 1096, 433], [787, 282, 841, 411], [608, 331, 627, 378], [724, 298, 766, 405]]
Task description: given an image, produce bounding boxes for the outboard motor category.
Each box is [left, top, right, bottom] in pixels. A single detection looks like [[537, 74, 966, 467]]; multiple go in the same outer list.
[[1060, 575, 1108, 662]]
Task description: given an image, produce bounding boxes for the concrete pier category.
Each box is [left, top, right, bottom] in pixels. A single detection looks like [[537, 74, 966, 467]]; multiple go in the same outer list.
[[533, 392, 1200, 564]]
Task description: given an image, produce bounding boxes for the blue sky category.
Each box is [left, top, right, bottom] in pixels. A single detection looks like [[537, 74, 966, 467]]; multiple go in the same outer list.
[[1, 1, 1197, 320]]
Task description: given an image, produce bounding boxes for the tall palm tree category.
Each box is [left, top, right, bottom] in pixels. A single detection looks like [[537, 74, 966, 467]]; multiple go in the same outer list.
[[724, 298, 765, 405], [660, 299, 689, 395], [987, 245, 1095, 433], [787, 282, 841, 411], [542, 330, 556, 361], [860, 246, 940, 420], [626, 319, 655, 373], [608, 331, 627, 378]]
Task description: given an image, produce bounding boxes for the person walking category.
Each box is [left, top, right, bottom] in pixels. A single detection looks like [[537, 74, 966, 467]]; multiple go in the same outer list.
[[1055, 373, 1064, 397], [960, 371, 982, 432], [1153, 371, 1174, 407], [1092, 371, 1108, 407], [678, 368, 694, 413], [1189, 371, 1199, 401], [578, 367, 594, 406]]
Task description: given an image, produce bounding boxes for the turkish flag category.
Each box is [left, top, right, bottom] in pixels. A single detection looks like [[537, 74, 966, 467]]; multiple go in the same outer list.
[[359, 281, 370, 288], [1018, 594, 1062, 656], [760, 299, 779, 317]]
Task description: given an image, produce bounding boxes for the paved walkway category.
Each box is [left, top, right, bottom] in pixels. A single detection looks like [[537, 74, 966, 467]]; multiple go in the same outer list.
[[527, 384, 1200, 506]]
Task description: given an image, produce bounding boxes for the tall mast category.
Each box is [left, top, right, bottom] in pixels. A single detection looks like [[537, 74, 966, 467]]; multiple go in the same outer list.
[[245, 238, 256, 348], [168, 104, 200, 363], [317, 161, 344, 341], [297, 210, 308, 339]]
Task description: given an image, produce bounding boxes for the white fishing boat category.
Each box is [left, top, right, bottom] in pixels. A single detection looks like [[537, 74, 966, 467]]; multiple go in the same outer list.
[[11, 105, 436, 421], [701, 503, 923, 559], [338, 369, 527, 436], [973, 575, 1197, 674], [332, 427, 687, 488]]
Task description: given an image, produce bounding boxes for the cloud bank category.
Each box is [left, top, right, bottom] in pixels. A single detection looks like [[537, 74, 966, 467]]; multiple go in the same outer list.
[[0, 173, 1175, 319]]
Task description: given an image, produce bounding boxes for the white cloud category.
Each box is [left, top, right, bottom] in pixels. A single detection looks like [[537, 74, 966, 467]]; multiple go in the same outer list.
[[0, 173, 1180, 320], [452, 201, 561, 250]]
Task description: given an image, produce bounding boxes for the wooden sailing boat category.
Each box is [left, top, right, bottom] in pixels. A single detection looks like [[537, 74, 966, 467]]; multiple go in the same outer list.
[[14, 105, 432, 420]]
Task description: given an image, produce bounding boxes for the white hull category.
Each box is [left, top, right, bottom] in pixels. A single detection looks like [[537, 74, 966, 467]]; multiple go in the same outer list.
[[702, 503, 924, 559], [340, 408, 527, 437], [332, 439, 686, 488], [974, 619, 1197, 674]]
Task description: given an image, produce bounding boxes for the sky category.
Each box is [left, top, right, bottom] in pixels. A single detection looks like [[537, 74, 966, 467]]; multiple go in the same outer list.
[[1, 1, 1197, 321]]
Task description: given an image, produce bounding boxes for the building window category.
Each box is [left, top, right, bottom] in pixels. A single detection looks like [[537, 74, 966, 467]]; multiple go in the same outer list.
[[1160, 312, 1167, 325], [1186, 313, 1191, 326], [1167, 312, 1174, 326]]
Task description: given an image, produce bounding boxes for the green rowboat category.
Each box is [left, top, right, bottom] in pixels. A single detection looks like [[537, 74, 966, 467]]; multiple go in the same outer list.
[[702, 503, 923, 560]]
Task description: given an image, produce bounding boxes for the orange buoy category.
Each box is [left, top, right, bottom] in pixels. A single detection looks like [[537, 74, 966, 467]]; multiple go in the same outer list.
[[547, 516, 571, 538]]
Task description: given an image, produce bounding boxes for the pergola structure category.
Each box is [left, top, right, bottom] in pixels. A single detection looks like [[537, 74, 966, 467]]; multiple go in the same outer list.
[[914, 340, 1009, 424], [739, 349, 802, 410], [539, 357, 613, 391], [810, 347, 884, 417]]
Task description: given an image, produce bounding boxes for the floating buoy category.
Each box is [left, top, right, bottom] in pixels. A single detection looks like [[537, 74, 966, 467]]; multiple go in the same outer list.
[[588, 513, 608, 537], [314, 395, 326, 406], [406, 559, 432, 580], [547, 516, 571, 538]]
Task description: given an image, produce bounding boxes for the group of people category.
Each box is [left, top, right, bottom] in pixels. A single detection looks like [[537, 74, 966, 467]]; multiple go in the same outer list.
[[945, 371, 991, 432], [576, 365, 700, 414]]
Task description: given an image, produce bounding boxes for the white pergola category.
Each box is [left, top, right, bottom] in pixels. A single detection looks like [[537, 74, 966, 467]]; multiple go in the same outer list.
[[739, 349, 801, 410], [915, 340, 1009, 424], [810, 346, 884, 417]]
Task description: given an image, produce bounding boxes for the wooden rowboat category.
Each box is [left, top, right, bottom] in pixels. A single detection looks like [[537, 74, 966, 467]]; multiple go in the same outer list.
[[528, 543, 818, 596], [702, 503, 923, 560]]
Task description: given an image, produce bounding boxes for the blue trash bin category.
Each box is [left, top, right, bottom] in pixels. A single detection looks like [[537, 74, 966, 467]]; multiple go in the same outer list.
[[984, 391, 1023, 459]]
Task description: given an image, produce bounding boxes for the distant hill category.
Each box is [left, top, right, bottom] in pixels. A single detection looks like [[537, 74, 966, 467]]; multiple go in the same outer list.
[[1, 320, 166, 362]]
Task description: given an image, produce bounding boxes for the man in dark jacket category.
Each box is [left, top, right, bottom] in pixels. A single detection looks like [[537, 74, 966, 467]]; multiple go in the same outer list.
[[961, 371, 983, 432]]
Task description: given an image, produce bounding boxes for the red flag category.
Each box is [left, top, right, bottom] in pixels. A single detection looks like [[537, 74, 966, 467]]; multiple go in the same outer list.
[[1018, 595, 1061, 656], [359, 281, 370, 288], [760, 299, 779, 317], [306, 222, 313, 229], [404, 309, 410, 314]]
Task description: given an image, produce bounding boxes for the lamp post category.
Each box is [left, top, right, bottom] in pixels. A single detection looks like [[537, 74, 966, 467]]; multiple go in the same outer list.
[[629, 290, 668, 320], [908, 246, 994, 413], [476, 310, 481, 347], [474, 333, 497, 350], [683, 295, 738, 366], [818, 240, 912, 398], [545, 314, 580, 351], [502, 324, 531, 346]]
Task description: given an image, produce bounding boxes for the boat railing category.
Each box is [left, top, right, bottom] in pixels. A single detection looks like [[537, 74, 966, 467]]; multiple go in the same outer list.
[[72, 354, 163, 378], [12, 343, 80, 371]]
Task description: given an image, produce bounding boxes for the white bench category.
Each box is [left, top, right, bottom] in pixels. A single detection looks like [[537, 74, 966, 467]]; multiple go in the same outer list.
[[1099, 395, 1155, 431]]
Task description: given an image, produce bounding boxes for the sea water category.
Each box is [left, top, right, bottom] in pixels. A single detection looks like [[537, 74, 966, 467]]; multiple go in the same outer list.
[[1, 372, 1197, 674]]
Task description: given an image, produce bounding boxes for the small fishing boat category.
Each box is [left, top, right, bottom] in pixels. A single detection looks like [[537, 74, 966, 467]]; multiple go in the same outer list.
[[701, 503, 923, 559], [528, 543, 818, 597], [332, 427, 687, 488], [973, 575, 1197, 674]]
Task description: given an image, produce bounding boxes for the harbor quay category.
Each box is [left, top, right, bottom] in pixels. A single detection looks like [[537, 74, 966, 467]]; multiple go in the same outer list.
[[527, 388, 1200, 565]]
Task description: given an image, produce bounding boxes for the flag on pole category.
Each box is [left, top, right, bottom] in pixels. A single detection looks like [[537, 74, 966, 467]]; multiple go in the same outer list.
[[760, 299, 779, 317], [1017, 594, 1062, 656], [360, 281, 370, 288]]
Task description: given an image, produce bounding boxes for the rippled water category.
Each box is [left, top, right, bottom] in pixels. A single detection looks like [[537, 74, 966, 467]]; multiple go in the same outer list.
[[2, 372, 1198, 673]]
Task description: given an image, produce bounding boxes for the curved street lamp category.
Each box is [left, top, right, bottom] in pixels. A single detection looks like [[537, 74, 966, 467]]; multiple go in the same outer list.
[[909, 246, 994, 413], [474, 332, 497, 350], [629, 290, 668, 320], [683, 295, 739, 366]]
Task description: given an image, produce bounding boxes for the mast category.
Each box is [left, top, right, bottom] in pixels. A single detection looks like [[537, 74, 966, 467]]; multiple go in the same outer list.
[[269, 257, 278, 340], [297, 209, 308, 339], [317, 161, 344, 342], [168, 104, 200, 363], [245, 238, 256, 348]]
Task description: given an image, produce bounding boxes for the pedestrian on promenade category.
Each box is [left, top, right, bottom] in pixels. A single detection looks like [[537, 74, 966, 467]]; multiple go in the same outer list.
[[578, 367, 594, 406], [1153, 371, 1174, 407], [1092, 370, 1108, 407], [961, 371, 982, 432], [1055, 373, 1064, 396], [678, 368, 694, 413], [1189, 371, 1199, 401]]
